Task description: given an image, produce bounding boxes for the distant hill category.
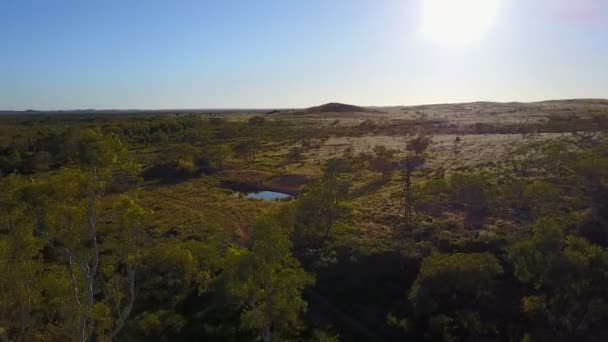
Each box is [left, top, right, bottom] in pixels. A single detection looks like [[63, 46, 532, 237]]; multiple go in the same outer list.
[[2, 99, 606, 116], [302, 102, 383, 114]]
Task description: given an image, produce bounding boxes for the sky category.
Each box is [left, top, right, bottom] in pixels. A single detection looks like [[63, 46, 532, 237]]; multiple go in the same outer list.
[[1, 0, 607, 110]]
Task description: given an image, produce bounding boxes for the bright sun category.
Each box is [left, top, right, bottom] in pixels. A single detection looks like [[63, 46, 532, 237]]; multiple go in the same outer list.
[[420, 0, 502, 46]]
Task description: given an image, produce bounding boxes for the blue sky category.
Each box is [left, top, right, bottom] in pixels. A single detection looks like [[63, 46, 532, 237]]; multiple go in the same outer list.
[[1, 0, 607, 109]]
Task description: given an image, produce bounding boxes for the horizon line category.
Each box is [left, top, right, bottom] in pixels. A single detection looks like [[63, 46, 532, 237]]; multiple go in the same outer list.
[[2, 97, 607, 113]]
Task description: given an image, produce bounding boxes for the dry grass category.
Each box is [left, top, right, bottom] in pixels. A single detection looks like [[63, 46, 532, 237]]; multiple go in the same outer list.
[[139, 177, 286, 242], [305, 133, 568, 171]]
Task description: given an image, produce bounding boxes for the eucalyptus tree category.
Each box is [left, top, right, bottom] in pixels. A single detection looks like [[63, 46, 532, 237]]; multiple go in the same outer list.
[[23, 130, 144, 341], [409, 252, 504, 340], [508, 217, 608, 339], [295, 158, 351, 244], [0, 175, 44, 341], [224, 214, 314, 341]]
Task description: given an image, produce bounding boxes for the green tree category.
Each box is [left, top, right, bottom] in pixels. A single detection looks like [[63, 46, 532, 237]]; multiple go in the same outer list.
[[522, 181, 562, 218], [159, 143, 200, 174], [0, 146, 22, 175], [131, 310, 187, 341], [24, 130, 142, 341], [103, 194, 151, 339], [573, 148, 608, 186], [128, 238, 226, 340], [161, 143, 199, 164], [295, 170, 350, 243], [406, 134, 432, 157], [0, 175, 45, 341], [150, 131, 169, 144], [181, 127, 211, 145], [22, 151, 53, 173], [233, 139, 259, 163], [323, 157, 354, 178], [223, 215, 314, 341], [409, 252, 504, 340], [414, 178, 449, 217], [508, 217, 608, 338], [204, 144, 231, 170], [370, 145, 396, 180]]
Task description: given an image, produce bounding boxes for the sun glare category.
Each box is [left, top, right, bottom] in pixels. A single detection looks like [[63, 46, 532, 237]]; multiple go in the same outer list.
[[420, 0, 502, 46]]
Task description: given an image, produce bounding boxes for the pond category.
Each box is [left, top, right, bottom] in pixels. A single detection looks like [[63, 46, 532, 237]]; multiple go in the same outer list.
[[246, 190, 292, 201]]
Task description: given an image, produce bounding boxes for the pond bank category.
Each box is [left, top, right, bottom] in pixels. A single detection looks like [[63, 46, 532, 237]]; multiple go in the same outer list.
[[246, 191, 292, 201], [219, 170, 308, 196]]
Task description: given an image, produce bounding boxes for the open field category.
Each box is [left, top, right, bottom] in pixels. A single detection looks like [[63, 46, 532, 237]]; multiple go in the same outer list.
[[2, 100, 607, 246]]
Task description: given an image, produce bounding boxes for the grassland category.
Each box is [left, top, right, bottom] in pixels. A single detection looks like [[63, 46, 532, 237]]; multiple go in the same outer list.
[[2, 99, 608, 340], [85, 99, 607, 253]]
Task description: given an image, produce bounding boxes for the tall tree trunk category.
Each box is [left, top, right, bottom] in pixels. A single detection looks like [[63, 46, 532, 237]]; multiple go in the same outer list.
[[111, 265, 137, 339], [79, 316, 87, 342], [261, 326, 271, 342], [80, 171, 101, 342]]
